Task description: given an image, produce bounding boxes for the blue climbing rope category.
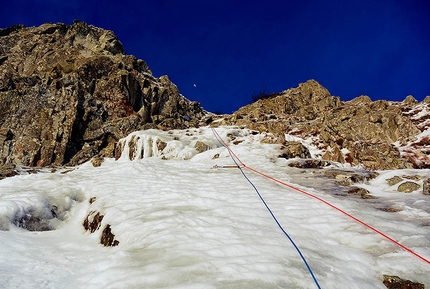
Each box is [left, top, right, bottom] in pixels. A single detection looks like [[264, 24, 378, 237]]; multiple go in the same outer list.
[[212, 128, 321, 289]]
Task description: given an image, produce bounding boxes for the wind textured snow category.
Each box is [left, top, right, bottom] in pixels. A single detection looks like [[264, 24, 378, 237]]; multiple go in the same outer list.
[[0, 127, 429, 288]]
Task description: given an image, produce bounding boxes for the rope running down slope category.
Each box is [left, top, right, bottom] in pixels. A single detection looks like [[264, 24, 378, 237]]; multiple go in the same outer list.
[[212, 128, 322, 289], [211, 127, 430, 266]]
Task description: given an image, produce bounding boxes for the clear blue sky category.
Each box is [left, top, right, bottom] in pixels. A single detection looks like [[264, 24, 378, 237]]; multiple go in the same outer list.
[[2, 0, 429, 113]]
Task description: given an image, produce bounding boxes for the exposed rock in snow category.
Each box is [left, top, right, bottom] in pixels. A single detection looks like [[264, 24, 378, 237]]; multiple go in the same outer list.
[[83, 203, 119, 246], [397, 181, 421, 193], [424, 178, 430, 195], [386, 176, 404, 186], [194, 140, 210, 153], [347, 187, 373, 199], [83, 211, 104, 233], [287, 159, 331, 169], [100, 224, 119, 247], [279, 141, 311, 159], [383, 275, 425, 289]]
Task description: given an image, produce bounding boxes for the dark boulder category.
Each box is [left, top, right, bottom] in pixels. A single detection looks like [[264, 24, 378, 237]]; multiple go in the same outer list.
[[382, 275, 424, 289]]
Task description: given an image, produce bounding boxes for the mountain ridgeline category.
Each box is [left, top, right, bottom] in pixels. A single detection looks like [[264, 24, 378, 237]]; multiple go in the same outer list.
[[0, 21, 205, 167], [215, 80, 430, 170], [0, 21, 429, 170]]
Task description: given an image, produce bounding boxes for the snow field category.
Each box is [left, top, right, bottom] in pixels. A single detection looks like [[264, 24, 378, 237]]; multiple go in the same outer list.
[[0, 127, 428, 288]]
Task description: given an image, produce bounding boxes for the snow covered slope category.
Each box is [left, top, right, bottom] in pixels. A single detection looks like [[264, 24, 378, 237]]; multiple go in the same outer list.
[[397, 101, 430, 168], [0, 127, 429, 288]]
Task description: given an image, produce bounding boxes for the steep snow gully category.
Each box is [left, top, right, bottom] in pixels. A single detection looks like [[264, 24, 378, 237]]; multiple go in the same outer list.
[[0, 126, 429, 288]]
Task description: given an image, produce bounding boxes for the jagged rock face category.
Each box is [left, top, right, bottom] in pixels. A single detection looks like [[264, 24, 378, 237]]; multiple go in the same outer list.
[[0, 21, 205, 166], [218, 80, 341, 141], [1, 21, 427, 170], [238, 80, 340, 119], [216, 80, 426, 170]]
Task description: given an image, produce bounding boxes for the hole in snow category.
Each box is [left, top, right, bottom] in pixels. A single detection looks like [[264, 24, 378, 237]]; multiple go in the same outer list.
[[0, 190, 85, 231]]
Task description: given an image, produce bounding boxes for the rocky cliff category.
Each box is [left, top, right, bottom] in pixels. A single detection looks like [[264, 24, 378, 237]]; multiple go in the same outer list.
[[1, 21, 428, 170], [0, 21, 205, 167], [215, 80, 429, 170]]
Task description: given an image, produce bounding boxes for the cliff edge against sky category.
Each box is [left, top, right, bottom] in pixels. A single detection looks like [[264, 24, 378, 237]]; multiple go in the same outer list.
[[0, 21, 429, 170]]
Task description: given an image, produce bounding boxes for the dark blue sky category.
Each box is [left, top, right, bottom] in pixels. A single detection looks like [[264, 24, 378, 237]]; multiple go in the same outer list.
[[2, 0, 429, 113]]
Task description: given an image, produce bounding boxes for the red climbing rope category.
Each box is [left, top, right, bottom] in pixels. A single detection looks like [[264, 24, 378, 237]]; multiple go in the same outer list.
[[211, 127, 430, 265]]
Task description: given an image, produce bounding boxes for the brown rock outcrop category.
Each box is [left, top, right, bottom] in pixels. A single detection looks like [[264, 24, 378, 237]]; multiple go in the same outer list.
[[83, 211, 104, 233], [83, 210, 119, 247], [347, 187, 374, 199], [217, 80, 341, 141], [280, 141, 311, 159], [1, 21, 428, 171], [216, 80, 426, 170], [0, 21, 205, 167], [382, 275, 425, 289], [101, 224, 119, 247], [0, 164, 17, 179]]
